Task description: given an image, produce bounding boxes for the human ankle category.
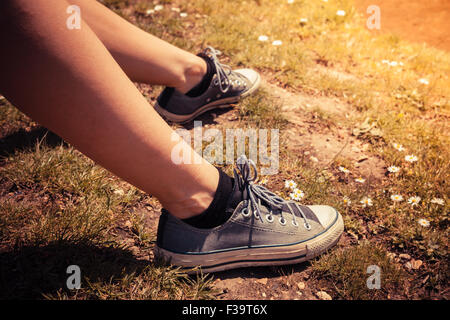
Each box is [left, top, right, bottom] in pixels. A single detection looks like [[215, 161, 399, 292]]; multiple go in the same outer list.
[[174, 56, 207, 94], [164, 191, 215, 219]]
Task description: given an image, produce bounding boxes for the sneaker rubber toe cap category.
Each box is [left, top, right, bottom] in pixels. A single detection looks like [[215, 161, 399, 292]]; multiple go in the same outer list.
[[307, 205, 339, 229], [234, 68, 260, 86]]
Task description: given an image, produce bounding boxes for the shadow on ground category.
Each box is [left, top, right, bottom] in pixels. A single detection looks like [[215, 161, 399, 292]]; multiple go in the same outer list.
[[213, 262, 310, 281], [0, 241, 148, 299], [180, 106, 234, 130], [0, 126, 66, 158]]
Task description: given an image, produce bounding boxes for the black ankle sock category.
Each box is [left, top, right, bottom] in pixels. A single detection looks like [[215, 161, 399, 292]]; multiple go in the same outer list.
[[185, 55, 215, 98], [182, 168, 235, 229]]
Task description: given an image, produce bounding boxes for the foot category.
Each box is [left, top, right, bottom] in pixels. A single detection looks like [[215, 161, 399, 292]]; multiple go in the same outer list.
[[154, 47, 261, 124], [154, 155, 344, 273]]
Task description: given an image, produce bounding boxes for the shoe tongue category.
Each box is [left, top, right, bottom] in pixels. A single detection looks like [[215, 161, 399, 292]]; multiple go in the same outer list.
[[226, 170, 248, 210]]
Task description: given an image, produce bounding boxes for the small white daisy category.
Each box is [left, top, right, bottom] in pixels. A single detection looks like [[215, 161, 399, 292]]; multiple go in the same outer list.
[[387, 165, 400, 173], [272, 40, 283, 46], [290, 188, 305, 201], [417, 218, 430, 227], [299, 18, 308, 25], [179, 12, 188, 18], [154, 5, 164, 11], [259, 177, 268, 185], [381, 59, 390, 64], [287, 0, 295, 3], [405, 155, 418, 163], [430, 198, 444, 206], [171, 7, 180, 12], [355, 177, 366, 183], [360, 197, 373, 208], [390, 194, 404, 202], [284, 180, 297, 190], [389, 61, 399, 67], [113, 189, 125, 196], [392, 143, 406, 152], [336, 10, 346, 16], [343, 196, 351, 206], [408, 196, 421, 206], [338, 166, 350, 173], [418, 78, 429, 85], [258, 35, 269, 42], [145, 9, 155, 15]]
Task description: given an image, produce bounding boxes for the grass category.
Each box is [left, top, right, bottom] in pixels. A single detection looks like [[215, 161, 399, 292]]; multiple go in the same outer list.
[[312, 241, 405, 300], [0, 0, 448, 299], [237, 88, 288, 129]]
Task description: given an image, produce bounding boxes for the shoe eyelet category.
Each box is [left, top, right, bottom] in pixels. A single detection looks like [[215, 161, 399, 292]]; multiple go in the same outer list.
[[254, 212, 260, 219], [304, 222, 311, 230], [292, 220, 299, 227], [241, 207, 251, 217], [213, 79, 219, 86], [279, 217, 287, 226], [265, 214, 274, 223]]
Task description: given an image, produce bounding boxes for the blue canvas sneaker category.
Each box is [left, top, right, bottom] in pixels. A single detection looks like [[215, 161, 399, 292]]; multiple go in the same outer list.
[[154, 47, 260, 124], [155, 155, 344, 273]]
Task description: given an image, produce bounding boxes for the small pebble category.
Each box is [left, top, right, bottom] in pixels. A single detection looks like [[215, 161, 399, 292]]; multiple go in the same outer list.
[[316, 291, 332, 300], [297, 282, 305, 290]]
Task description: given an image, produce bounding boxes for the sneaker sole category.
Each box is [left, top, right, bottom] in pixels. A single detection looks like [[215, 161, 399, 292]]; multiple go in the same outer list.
[[154, 210, 344, 274], [153, 73, 261, 124]]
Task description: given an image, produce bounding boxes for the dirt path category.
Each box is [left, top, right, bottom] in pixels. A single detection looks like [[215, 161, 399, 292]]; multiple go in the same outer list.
[[356, 0, 450, 51], [265, 79, 386, 180]]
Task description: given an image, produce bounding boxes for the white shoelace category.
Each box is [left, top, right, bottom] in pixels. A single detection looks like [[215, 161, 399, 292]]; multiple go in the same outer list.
[[203, 46, 245, 94], [235, 155, 311, 230]]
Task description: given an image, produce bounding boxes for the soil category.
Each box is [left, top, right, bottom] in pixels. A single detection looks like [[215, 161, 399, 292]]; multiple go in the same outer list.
[[356, 0, 450, 51], [266, 78, 386, 180]]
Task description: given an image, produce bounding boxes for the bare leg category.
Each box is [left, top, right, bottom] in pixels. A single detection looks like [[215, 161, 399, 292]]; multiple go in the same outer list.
[[69, 0, 207, 93], [0, 0, 218, 219]]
